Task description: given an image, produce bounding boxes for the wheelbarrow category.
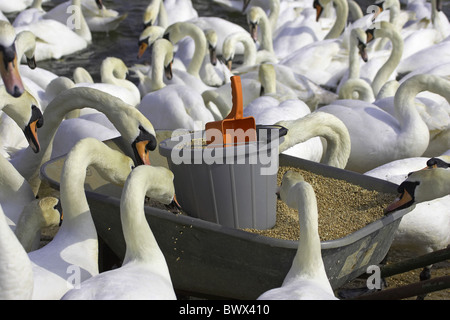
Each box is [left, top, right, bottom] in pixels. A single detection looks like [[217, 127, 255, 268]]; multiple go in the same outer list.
[[40, 135, 410, 299]]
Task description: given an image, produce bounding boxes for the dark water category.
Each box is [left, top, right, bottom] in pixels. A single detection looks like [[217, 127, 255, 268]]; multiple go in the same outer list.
[[8, 0, 450, 82]]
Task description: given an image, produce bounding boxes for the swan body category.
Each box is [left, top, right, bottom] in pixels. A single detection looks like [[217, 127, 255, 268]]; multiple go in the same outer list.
[[139, 84, 214, 131], [45, 0, 128, 32], [143, 0, 198, 29], [10, 87, 157, 195], [0, 0, 49, 13], [258, 170, 338, 300], [379, 159, 450, 255], [29, 137, 135, 300], [62, 165, 177, 300], [319, 74, 450, 173], [13, 0, 91, 61]]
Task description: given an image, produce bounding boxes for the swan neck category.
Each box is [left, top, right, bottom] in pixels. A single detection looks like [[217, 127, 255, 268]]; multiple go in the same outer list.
[[283, 184, 326, 284], [372, 24, 403, 96], [278, 112, 350, 169], [120, 174, 166, 264], [258, 9, 274, 53], [325, 0, 348, 39], [338, 78, 375, 102], [240, 35, 257, 66], [268, 0, 281, 31]]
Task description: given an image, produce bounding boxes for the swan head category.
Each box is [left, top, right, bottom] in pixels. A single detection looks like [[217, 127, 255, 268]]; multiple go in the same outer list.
[[95, 0, 103, 10], [247, 7, 265, 42], [426, 156, 450, 169], [143, 0, 160, 29], [2, 89, 43, 153], [0, 22, 25, 98], [16, 31, 37, 70], [23, 105, 44, 153], [351, 28, 368, 62], [277, 170, 306, 209], [384, 167, 450, 214], [137, 26, 165, 59], [131, 125, 157, 166], [205, 29, 218, 66], [313, 0, 325, 22], [36, 197, 63, 227]]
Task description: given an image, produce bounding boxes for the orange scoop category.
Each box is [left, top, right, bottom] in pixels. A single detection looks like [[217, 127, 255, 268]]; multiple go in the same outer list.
[[205, 76, 256, 146]]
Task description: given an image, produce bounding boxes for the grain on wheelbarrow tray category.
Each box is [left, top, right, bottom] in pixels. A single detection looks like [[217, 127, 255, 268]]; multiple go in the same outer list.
[[242, 166, 397, 242]]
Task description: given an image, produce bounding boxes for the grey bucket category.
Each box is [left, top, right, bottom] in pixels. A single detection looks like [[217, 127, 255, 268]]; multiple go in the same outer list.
[[159, 126, 287, 229]]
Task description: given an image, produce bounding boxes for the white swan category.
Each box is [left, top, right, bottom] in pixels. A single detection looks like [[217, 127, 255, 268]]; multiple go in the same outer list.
[[10, 87, 157, 195], [337, 27, 373, 101], [143, 0, 198, 29], [83, 0, 128, 32], [314, 0, 348, 39], [0, 89, 44, 232], [162, 22, 225, 88], [62, 165, 177, 300], [222, 31, 278, 73], [14, 197, 62, 252], [0, 0, 49, 13], [83, 57, 141, 107], [276, 111, 351, 169], [319, 74, 450, 173], [136, 38, 214, 130], [13, 0, 91, 62], [0, 87, 43, 157], [0, 21, 26, 97], [28, 137, 135, 300], [385, 166, 450, 213], [379, 152, 450, 299], [258, 170, 338, 300]]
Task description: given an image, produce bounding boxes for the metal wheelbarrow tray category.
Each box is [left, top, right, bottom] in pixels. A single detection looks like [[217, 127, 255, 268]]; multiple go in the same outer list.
[[40, 137, 408, 300]]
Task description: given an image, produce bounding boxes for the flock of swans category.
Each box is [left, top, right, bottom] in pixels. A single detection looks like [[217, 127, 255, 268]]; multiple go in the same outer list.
[[0, 0, 449, 300]]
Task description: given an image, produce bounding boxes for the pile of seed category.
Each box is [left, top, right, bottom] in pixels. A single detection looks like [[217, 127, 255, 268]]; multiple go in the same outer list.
[[243, 166, 397, 242]]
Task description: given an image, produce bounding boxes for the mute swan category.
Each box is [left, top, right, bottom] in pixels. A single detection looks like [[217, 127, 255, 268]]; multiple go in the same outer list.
[[0, 0, 49, 13], [319, 74, 450, 173], [314, 0, 348, 39], [258, 170, 338, 300], [385, 166, 450, 213], [361, 21, 404, 98], [45, 0, 128, 32], [337, 28, 373, 101], [162, 22, 222, 88], [62, 165, 177, 300], [143, 0, 198, 29], [0, 21, 26, 97], [0, 88, 43, 156], [375, 156, 450, 299], [28, 137, 135, 300], [222, 31, 278, 74], [81, 57, 141, 107], [10, 87, 157, 195], [14, 197, 62, 252], [276, 112, 351, 169], [13, 0, 91, 62]]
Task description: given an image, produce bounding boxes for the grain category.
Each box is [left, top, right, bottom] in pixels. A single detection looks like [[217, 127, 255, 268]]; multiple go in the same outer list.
[[243, 166, 397, 241]]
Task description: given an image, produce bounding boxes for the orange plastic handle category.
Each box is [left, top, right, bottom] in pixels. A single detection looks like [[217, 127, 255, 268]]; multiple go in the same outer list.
[[226, 76, 243, 120]]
